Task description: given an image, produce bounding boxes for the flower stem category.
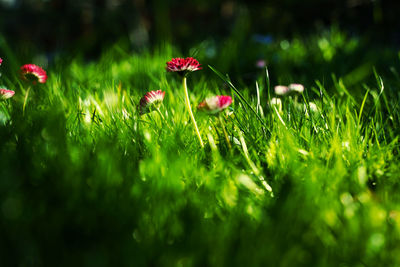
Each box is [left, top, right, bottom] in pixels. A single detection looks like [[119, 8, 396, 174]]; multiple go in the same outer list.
[[23, 86, 31, 116], [155, 107, 165, 121], [155, 107, 173, 131], [182, 76, 204, 148]]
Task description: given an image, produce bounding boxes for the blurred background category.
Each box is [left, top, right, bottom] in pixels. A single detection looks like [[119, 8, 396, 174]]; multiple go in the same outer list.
[[0, 0, 400, 59], [1, 0, 400, 53], [1, 0, 400, 80]]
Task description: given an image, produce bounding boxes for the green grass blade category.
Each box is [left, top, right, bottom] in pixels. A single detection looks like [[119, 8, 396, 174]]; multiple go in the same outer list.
[[208, 65, 265, 126]]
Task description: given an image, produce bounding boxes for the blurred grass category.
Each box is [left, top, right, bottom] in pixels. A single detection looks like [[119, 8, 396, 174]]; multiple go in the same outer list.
[[0, 32, 400, 266]]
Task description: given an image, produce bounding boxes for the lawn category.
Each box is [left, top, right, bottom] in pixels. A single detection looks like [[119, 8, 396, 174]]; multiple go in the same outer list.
[[1, 34, 400, 266]]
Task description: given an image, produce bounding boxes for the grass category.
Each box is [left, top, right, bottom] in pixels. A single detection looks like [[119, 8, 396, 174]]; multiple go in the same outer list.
[[0, 39, 400, 266]]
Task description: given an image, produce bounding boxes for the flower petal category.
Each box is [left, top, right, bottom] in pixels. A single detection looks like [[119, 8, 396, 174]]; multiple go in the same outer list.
[[139, 90, 165, 115], [20, 64, 47, 84]]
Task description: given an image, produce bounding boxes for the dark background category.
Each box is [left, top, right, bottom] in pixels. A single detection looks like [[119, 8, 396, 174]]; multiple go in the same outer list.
[[1, 0, 400, 90], [1, 0, 400, 56]]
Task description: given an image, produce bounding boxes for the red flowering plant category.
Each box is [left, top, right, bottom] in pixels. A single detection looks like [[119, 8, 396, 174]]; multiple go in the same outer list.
[[20, 64, 47, 84], [166, 57, 202, 76], [166, 57, 204, 147], [19, 64, 48, 114], [0, 59, 15, 100], [198, 95, 233, 149], [197, 95, 232, 115], [0, 58, 15, 124], [0, 87, 14, 125], [0, 88, 15, 100], [138, 90, 165, 116]]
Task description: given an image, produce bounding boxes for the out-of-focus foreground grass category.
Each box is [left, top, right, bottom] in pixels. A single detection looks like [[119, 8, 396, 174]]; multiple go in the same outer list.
[[0, 32, 400, 266]]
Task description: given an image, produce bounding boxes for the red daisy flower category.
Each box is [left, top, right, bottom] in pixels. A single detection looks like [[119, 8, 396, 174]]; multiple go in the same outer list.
[[166, 57, 202, 75], [198, 95, 232, 114], [139, 90, 165, 115], [20, 64, 47, 84], [0, 88, 15, 100]]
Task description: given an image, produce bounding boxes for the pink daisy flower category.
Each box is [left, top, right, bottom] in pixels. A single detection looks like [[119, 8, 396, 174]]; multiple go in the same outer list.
[[166, 57, 202, 75], [0, 88, 15, 100], [274, 85, 290, 95], [288, 83, 304, 93], [20, 64, 47, 84], [139, 90, 165, 115], [0, 58, 3, 66], [198, 95, 232, 114]]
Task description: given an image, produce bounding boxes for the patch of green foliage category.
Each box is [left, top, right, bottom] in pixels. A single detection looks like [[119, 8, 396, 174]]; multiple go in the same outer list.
[[0, 38, 400, 266]]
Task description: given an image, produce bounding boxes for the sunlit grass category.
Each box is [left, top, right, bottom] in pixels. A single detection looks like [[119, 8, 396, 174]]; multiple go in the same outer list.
[[0, 39, 400, 266]]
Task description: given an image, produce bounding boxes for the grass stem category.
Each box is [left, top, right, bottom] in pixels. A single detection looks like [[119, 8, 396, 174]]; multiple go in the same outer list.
[[218, 115, 232, 150]]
